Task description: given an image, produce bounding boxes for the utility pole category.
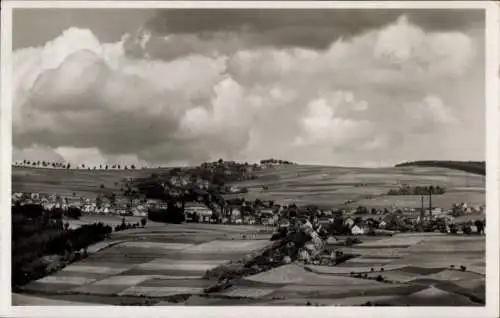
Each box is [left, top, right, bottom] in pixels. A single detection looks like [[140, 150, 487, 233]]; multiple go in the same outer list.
[[420, 195, 425, 225], [428, 186, 433, 219]]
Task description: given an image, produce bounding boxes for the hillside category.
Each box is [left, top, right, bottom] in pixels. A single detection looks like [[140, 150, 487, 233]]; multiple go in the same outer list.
[[12, 164, 485, 210], [395, 161, 485, 176], [225, 165, 485, 209], [11, 167, 168, 199]]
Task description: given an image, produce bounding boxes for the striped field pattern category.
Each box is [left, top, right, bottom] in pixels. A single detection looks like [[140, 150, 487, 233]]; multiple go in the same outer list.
[[19, 223, 275, 302], [16, 224, 485, 306]]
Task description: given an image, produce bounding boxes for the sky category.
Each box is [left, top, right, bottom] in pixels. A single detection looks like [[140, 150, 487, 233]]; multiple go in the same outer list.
[[12, 8, 485, 168]]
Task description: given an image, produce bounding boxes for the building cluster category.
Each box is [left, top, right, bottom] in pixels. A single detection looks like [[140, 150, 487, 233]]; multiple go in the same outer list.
[[11, 192, 148, 217]]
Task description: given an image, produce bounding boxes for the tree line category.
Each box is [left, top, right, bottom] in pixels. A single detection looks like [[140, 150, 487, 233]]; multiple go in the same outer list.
[[260, 159, 295, 165], [13, 160, 137, 171], [387, 185, 446, 196], [396, 160, 485, 176], [12, 203, 112, 287]]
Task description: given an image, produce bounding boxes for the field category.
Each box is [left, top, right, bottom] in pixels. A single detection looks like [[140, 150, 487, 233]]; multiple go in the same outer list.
[[11, 167, 158, 199], [12, 165, 485, 209], [11, 164, 486, 305], [226, 165, 485, 208], [14, 225, 485, 306]]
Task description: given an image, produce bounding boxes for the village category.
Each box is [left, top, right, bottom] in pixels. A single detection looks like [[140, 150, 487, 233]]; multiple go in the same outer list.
[[11, 186, 485, 236]]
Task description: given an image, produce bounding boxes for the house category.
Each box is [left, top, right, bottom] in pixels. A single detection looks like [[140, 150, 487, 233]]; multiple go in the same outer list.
[[262, 217, 275, 226], [432, 207, 443, 215], [228, 206, 241, 217], [278, 219, 290, 229], [82, 205, 94, 213], [117, 208, 130, 215], [260, 209, 274, 218], [378, 220, 387, 229], [246, 217, 256, 225], [185, 203, 212, 217], [351, 224, 365, 235]]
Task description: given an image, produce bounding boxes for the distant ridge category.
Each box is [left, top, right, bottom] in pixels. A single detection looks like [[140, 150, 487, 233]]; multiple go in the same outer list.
[[395, 161, 485, 176]]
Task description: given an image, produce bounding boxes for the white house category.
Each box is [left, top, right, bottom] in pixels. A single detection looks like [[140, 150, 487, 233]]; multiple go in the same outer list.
[[246, 217, 256, 225], [379, 220, 387, 229], [351, 224, 365, 235]]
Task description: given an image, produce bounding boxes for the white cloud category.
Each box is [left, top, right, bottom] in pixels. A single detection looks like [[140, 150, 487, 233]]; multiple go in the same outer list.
[[12, 15, 483, 166], [405, 95, 458, 130]]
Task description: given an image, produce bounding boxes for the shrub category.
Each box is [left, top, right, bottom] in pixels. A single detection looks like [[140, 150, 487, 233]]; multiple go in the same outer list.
[[65, 207, 82, 219]]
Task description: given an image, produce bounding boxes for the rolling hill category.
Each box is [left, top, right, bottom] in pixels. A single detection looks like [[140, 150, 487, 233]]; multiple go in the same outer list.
[[395, 161, 485, 176], [225, 165, 485, 209], [12, 164, 486, 210]]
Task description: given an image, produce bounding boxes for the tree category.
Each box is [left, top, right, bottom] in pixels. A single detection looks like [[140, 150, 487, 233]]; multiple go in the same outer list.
[[141, 217, 147, 227], [66, 207, 82, 219], [475, 220, 484, 234], [100, 184, 105, 189], [131, 164, 136, 170], [96, 195, 102, 209]]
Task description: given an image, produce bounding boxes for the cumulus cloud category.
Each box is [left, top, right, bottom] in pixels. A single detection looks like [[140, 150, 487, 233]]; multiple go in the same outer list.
[[12, 13, 484, 166]]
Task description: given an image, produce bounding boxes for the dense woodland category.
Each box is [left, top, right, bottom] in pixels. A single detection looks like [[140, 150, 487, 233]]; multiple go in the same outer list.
[[12, 204, 112, 287], [396, 161, 485, 176]]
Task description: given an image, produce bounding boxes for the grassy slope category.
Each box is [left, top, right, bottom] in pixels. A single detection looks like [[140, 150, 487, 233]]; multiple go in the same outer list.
[[226, 165, 485, 209], [11, 167, 168, 199], [12, 165, 485, 209]]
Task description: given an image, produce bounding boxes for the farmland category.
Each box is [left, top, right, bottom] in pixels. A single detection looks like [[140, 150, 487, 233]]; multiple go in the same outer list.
[[12, 164, 486, 209], [226, 165, 485, 209], [13, 225, 485, 306], [11, 164, 486, 306]]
